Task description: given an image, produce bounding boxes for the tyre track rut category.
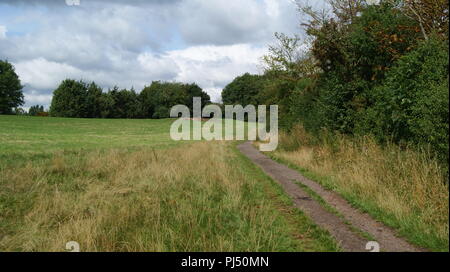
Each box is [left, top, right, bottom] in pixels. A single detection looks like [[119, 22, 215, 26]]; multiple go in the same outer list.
[[238, 141, 423, 252]]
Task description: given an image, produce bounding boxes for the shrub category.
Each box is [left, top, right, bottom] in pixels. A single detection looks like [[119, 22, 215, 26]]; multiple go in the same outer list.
[[361, 36, 449, 163]]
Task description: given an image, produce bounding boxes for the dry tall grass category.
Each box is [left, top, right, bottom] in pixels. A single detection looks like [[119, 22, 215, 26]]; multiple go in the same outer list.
[[273, 125, 449, 251], [0, 141, 336, 252]]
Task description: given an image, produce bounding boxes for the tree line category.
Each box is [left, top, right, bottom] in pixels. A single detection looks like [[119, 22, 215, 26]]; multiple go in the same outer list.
[[0, 62, 211, 119], [222, 0, 449, 164], [49, 79, 211, 119]]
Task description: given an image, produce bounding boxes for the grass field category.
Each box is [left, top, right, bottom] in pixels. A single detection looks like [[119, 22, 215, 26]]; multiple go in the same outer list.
[[270, 126, 449, 252], [0, 115, 179, 154], [0, 115, 338, 251]]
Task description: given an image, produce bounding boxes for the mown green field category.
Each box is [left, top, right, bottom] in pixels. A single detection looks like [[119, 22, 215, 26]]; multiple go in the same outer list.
[[0, 115, 338, 252], [0, 115, 179, 154]]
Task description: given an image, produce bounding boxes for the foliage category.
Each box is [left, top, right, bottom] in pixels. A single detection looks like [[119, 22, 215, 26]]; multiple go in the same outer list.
[[395, 0, 449, 40], [101, 87, 141, 119], [12, 107, 27, 116], [224, 1, 448, 164], [221, 73, 266, 106], [140, 81, 210, 119], [360, 37, 449, 162], [28, 105, 45, 116], [50, 79, 91, 118], [0, 60, 24, 115], [307, 3, 422, 133], [262, 33, 317, 79], [85, 82, 103, 118], [49, 79, 210, 119]]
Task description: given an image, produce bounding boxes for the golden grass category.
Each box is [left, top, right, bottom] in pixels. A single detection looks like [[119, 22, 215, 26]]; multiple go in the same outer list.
[[272, 125, 449, 251], [0, 141, 337, 252]]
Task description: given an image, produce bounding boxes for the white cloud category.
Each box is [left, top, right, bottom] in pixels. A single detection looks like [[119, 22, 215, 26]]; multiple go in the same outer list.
[[14, 58, 83, 90], [174, 0, 300, 46], [0, 25, 6, 39], [203, 87, 223, 103], [1, 0, 306, 107], [137, 52, 180, 78], [167, 44, 266, 102], [24, 90, 53, 107], [13, 43, 265, 105], [264, 0, 281, 18]]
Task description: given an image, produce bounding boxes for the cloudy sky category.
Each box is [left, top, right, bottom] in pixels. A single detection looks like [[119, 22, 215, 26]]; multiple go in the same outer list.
[[0, 0, 322, 108]]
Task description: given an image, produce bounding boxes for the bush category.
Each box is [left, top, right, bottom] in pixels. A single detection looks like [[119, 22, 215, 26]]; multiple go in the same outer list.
[[37, 112, 49, 117], [306, 3, 422, 135], [360, 36, 449, 163]]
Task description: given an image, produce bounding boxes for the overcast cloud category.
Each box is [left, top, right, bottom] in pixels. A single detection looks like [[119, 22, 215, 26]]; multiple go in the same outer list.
[[0, 0, 310, 108]]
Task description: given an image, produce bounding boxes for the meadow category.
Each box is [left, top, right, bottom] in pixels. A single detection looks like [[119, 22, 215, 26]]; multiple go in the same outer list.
[[0, 116, 179, 154], [0, 115, 338, 251]]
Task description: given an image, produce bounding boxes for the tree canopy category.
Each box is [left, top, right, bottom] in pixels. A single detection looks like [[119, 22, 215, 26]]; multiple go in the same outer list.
[[140, 81, 211, 119], [28, 105, 45, 116], [49, 79, 211, 119], [0, 60, 24, 114], [221, 73, 266, 106]]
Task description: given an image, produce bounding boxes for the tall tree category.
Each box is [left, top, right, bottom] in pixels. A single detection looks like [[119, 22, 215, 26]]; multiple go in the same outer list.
[[140, 81, 209, 119], [221, 73, 266, 106], [103, 87, 142, 119], [183, 83, 211, 113], [50, 79, 88, 118], [0, 60, 24, 114], [29, 105, 45, 116], [85, 82, 103, 118]]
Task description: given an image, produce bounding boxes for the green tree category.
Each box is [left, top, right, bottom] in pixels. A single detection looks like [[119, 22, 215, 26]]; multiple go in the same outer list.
[[260, 32, 318, 129], [221, 73, 266, 106], [362, 36, 449, 163], [99, 91, 115, 118], [0, 60, 24, 114], [306, 2, 421, 133], [50, 79, 89, 117], [50, 80, 105, 118], [184, 83, 211, 113], [29, 105, 45, 116], [85, 82, 103, 118], [104, 87, 142, 119], [12, 107, 26, 116], [140, 81, 209, 119]]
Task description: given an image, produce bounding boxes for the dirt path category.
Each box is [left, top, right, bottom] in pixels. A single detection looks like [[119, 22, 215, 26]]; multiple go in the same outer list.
[[238, 141, 423, 252]]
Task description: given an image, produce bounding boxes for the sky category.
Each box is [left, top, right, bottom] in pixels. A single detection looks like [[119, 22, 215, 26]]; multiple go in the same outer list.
[[0, 0, 323, 108]]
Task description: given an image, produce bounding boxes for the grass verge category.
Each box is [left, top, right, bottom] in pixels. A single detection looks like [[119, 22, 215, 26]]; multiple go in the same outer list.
[[269, 125, 449, 252]]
